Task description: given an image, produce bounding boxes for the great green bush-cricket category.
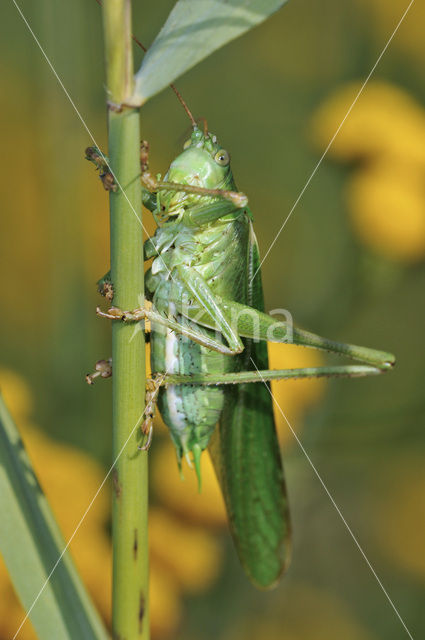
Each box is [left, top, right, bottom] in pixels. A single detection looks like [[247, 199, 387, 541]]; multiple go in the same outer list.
[[88, 96, 395, 590]]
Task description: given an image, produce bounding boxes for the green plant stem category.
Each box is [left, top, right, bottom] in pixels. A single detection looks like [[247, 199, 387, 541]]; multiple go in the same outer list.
[[102, 2, 148, 639]]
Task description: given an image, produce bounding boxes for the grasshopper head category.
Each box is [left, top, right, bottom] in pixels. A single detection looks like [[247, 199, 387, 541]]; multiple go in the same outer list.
[[158, 127, 236, 217]]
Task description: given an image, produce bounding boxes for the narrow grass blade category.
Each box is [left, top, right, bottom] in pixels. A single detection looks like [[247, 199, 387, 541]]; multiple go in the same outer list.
[[0, 394, 108, 640], [130, 0, 289, 105]]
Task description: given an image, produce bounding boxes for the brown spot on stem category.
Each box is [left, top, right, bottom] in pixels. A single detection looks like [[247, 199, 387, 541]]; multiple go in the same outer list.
[[133, 528, 138, 560], [139, 593, 145, 632], [112, 468, 122, 499]]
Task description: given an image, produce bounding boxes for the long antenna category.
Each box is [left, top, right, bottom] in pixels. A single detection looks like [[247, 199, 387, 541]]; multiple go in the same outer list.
[[94, 0, 197, 128], [168, 84, 197, 129]]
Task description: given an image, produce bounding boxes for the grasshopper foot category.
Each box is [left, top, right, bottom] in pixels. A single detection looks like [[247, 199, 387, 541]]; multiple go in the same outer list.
[[96, 306, 147, 322], [85, 146, 117, 192], [86, 358, 112, 385], [139, 374, 166, 451]]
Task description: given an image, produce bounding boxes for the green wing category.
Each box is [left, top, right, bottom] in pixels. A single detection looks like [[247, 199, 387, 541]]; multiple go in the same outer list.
[[209, 221, 291, 589]]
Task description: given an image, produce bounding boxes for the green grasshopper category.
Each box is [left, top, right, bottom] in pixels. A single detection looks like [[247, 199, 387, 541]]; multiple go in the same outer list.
[[88, 100, 395, 590]]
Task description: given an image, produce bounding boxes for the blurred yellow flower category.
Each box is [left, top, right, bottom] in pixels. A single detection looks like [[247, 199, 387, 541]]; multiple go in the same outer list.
[[312, 81, 425, 262], [150, 508, 221, 592], [149, 564, 181, 640], [347, 160, 425, 261], [374, 458, 425, 580], [153, 441, 227, 528], [269, 343, 326, 446], [312, 82, 425, 164]]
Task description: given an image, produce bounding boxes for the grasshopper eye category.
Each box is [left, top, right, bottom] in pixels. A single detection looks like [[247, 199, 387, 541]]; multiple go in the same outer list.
[[183, 139, 192, 150], [214, 149, 230, 166]]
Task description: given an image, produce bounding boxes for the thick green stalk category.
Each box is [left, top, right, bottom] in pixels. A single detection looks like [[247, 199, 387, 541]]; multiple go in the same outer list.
[[102, 2, 148, 639]]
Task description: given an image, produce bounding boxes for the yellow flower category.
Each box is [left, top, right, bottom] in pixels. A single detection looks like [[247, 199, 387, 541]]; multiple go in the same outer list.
[[374, 457, 425, 580], [312, 82, 425, 262], [150, 508, 222, 592], [312, 82, 425, 164], [347, 160, 425, 262], [152, 441, 227, 528], [22, 424, 110, 539], [269, 343, 326, 446], [150, 564, 181, 639]]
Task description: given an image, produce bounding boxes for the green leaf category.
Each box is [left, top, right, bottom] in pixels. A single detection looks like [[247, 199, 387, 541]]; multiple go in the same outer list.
[[0, 394, 109, 640], [130, 0, 289, 105]]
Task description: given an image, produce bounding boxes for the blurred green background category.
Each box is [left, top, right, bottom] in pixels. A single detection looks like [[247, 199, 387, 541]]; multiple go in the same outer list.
[[1, 0, 425, 638]]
